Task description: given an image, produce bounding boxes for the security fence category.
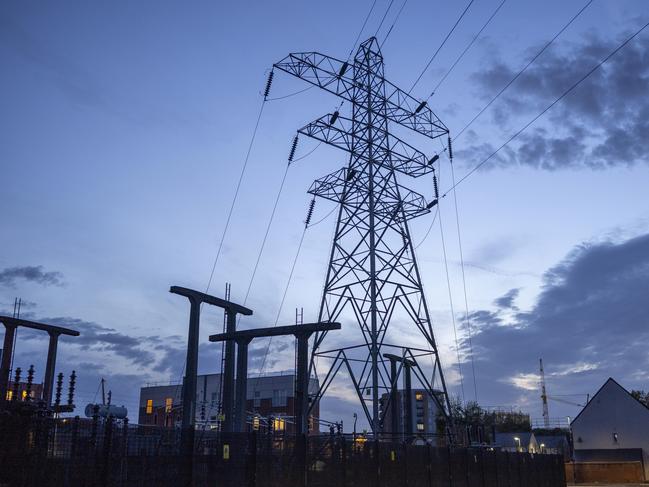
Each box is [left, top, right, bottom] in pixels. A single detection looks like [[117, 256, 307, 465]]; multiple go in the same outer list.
[[0, 415, 566, 487]]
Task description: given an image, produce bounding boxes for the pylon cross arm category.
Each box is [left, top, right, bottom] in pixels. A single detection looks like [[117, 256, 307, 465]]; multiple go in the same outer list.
[[298, 113, 434, 177], [274, 51, 448, 140]]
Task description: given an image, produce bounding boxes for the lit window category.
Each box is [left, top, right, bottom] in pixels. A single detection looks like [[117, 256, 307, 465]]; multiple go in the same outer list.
[[273, 418, 285, 431], [416, 423, 425, 431], [165, 398, 173, 413], [6, 391, 12, 401], [415, 392, 424, 401], [146, 399, 153, 414], [21, 390, 27, 401]]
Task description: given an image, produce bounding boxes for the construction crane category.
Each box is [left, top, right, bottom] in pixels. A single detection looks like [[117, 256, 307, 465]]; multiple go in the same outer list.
[[539, 358, 550, 428]]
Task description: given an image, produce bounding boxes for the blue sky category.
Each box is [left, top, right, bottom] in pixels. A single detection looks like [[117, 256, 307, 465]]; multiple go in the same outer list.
[[1, 0, 648, 430]]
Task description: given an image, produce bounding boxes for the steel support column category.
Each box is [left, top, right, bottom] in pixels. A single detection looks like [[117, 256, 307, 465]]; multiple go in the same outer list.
[[404, 362, 413, 436], [234, 338, 251, 433], [222, 311, 237, 433], [42, 332, 60, 407], [0, 324, 16, 406], [295, 333, 309, 435]]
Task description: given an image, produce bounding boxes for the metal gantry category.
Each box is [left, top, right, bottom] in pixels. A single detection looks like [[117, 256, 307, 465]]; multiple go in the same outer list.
[[274, 37, 454, 436]]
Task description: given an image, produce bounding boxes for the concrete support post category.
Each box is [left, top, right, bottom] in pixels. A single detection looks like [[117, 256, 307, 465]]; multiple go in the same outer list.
[[234, 338, 251, 432], [43, 332, 60, 406], [389, 358, 399, 437], [0, 324, 16, 406], [295, 334, 309, 435], [404, 363, 413, 437], [222, 312, 237, 433]]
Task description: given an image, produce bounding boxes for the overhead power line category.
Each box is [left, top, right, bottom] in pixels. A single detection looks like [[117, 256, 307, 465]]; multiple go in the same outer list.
[[380, 0, 409, 48], [428, 0, 507, 99], [455, 0, 594, 139], [409, 0, 476, 94], [443, 19, 649, 197]]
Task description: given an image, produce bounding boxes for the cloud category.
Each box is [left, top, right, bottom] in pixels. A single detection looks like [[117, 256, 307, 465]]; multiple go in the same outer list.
[[461, 28, 649, 170], [0, 265, 64, 287], [459, 232, 649, 412]]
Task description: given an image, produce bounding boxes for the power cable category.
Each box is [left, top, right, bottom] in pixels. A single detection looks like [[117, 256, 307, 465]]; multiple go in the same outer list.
[[374, 0, 396, 38], [448, 138, 478, 402], [427, 0, 507, 99], [266, 86, 313, 101], [349, 0, 380, 59], [380, 0, 409, 49], [204, 99, 267, 296], [455, 0, 594, 139], [437, 188, 465, 404], [409, 0, 476, 94], [442, 19, 649, 197]]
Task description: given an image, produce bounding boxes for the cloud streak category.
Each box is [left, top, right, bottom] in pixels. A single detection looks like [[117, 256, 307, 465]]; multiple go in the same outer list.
[[0, 265, 64, 288]]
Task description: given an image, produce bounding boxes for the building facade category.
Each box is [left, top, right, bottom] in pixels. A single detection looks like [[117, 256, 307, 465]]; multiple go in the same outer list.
[[138, 372, 319, 433], [571, 377, 649, 480], [379, 389, 444, 436]]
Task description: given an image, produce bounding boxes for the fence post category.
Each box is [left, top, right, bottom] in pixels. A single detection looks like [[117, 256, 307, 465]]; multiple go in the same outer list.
[[101, 415, 114, 487], [403, 441, 408, 487], [447, 445, 453, 487], [248, 430, 257, 487], [120, 417, 129, 487], [426, 442, 433, 487]]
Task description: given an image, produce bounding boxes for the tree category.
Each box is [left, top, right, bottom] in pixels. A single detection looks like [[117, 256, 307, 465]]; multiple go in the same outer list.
[[630, 389, 648, 406]]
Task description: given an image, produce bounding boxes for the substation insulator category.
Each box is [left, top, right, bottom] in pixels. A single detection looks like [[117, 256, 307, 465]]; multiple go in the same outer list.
[[305, 198, 316, 226], [427, 199, 439, 210], [68, 370, 76, 406], [55, 372, 64, 407], [288, 135, 299, 162], [338, 62, 349, 78], [25, 365, 34, 401], [415, 100, 427, 114], [263, 70, 275, 100], [448, 136, 453, 160], [433, 173, 439, 199], [329, 111, 339, 126], [428, 154, 439, 166]]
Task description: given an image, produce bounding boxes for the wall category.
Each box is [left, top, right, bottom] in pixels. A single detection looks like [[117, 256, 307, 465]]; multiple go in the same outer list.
[[572, 379, 649, 480]]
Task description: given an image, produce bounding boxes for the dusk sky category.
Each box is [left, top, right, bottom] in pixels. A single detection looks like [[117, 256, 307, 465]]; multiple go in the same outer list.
[[2, 0, 649, 430]]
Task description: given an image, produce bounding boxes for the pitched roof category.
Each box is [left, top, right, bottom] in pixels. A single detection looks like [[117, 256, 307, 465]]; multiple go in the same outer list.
[[571, 377, 649, 426]]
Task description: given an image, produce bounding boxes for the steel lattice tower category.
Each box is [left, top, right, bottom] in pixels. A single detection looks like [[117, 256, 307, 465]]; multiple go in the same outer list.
[[274, 38, 453, 435]]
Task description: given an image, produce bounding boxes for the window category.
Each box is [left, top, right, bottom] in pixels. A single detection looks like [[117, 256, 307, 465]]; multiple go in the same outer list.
[[254, 391, 261, 408], [146, 399, 153, 414], [165, 398, 173, 413], [416, 423, 425, 432], [273, 417, 285, 431], [211, 392, 218, 406], [6, 391, 12, 401], [272, 389, 286, 407], [415, 392, 424, 401], [21, 390, 27, 401]]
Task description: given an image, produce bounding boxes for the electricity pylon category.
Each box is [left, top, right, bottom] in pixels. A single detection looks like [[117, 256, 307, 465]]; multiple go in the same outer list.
[[274, 37, 453, 436]]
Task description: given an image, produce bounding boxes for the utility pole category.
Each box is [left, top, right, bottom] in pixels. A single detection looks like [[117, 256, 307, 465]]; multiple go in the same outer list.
[[273, 37, 453, 437]]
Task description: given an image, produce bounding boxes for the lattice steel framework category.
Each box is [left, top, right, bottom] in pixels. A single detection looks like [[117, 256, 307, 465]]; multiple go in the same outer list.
[[274, 38, 453, 435]]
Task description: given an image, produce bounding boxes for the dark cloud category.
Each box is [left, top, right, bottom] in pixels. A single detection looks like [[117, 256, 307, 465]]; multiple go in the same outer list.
[[461, 28, 649, 170], [460, 232, 649, 413], [0, 265, 63, 287], [493, 288, 519, 310]]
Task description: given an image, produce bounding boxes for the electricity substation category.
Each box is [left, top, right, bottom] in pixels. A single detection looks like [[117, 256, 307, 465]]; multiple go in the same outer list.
[[0, 36, 567, 487]]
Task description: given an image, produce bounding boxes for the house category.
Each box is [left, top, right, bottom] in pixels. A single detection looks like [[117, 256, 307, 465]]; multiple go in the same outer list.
[[571, 377, 649, 481], [494, 432, 539, 453]]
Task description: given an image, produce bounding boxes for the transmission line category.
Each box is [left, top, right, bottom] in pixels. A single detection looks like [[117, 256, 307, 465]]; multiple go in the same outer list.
[[380, 0, 409, 48], [442, 19, 649, 197], [409, 0, 476, 94], [428, 0, 507, 99], [374, 0, 396, 38], [455, 0, 594, 139]]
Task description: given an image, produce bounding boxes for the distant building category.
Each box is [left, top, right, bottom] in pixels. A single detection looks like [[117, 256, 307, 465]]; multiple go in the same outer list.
[[138, 372, 319, 433], [379, 389, 444, 435], [536, 434, 571, 460], [494, 432, 539, 453], [571, 377, 649, 480]]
